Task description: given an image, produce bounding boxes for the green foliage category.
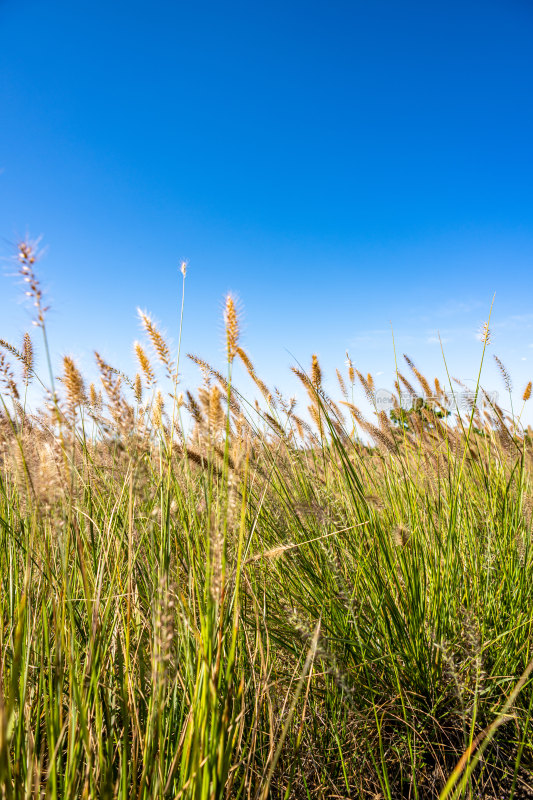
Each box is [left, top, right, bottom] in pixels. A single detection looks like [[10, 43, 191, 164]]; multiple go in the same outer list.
[[390, 396, 450, 430]]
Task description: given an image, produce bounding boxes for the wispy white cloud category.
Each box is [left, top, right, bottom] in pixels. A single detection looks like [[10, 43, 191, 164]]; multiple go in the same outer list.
[[427, 335, 450, 344], [418, 299, 484, 323]]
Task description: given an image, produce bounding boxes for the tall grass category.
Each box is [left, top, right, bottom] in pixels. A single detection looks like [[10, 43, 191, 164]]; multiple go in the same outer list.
[[0, 239, 532, 799]]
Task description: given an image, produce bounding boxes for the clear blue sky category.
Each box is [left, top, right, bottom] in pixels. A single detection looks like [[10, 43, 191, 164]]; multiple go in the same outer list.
[[1, 0, 533, 419]]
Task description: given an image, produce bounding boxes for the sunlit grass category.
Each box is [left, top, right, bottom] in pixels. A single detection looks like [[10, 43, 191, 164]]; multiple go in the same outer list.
[[0, 239, 532, 799]]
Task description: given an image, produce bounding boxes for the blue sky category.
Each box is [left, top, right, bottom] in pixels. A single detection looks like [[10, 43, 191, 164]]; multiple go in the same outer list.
[[1, 0, 533, 421]]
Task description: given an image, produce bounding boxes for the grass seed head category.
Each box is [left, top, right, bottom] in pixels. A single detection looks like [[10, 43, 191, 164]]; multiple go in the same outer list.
[[134, 341, 155, 386], [224, 294, 239, 362], [17, 238, 49, 328], [478, 321, 491, 346], [137, 310, 173, 380], [89, 382, 102, 412], [494, 355, 513, 393], [311, 354, 322, 388], [0, 352, 20, 400], [345, 351, 355, 384], [62, 356, 87, 411], [134, 373, 143, 403], [22, 333, 34, 384]]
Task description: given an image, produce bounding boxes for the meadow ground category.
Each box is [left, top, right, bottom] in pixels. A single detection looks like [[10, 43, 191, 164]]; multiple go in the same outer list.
[[1, 241, 533, 799]]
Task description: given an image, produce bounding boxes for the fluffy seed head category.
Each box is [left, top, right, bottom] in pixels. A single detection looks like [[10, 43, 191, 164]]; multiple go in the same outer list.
[[22, 333, 34, 383], [0, 352, 19, 400], [89, 382, 102, 411], [63, 356, 87, 410], [478, 321, 491, 346], [237, 347, 271, 402], [152, 389, 165, 428], [345, 351, 355, 384], [134, 341, 155, 386], [17, 238, 49, 327], [137, 310, 173, 380], [209, 384, 224, 433], [404, 354, 431, 397], [311, 354, 322, 388], [336, 368, 347, 399], [134, 373, 143, 403], [523, 381, 532, 402], [224, 294, 239, 362], [494, 355, 512, 393]]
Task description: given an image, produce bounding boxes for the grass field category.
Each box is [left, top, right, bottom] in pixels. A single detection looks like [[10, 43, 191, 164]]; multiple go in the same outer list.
[[1, 240, 533, 799]]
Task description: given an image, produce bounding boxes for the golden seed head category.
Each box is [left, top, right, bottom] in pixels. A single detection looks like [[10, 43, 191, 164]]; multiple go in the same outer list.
[[89, 382, 102, 411], [134, 341, 155, 386], [311, 354, 322, 388], [63, 355, 87, 410], [237, 347, 270, 402], [209, 384, 224, 432], [224, 294, 239, 362], [134, 373, 143, 403], [523, 381, 532, 402], [152, 389, 165, 428], [137, 310, 173, 379]]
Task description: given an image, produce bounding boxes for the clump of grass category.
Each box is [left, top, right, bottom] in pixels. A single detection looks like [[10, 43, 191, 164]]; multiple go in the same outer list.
[[1, 241, 533, 799]]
